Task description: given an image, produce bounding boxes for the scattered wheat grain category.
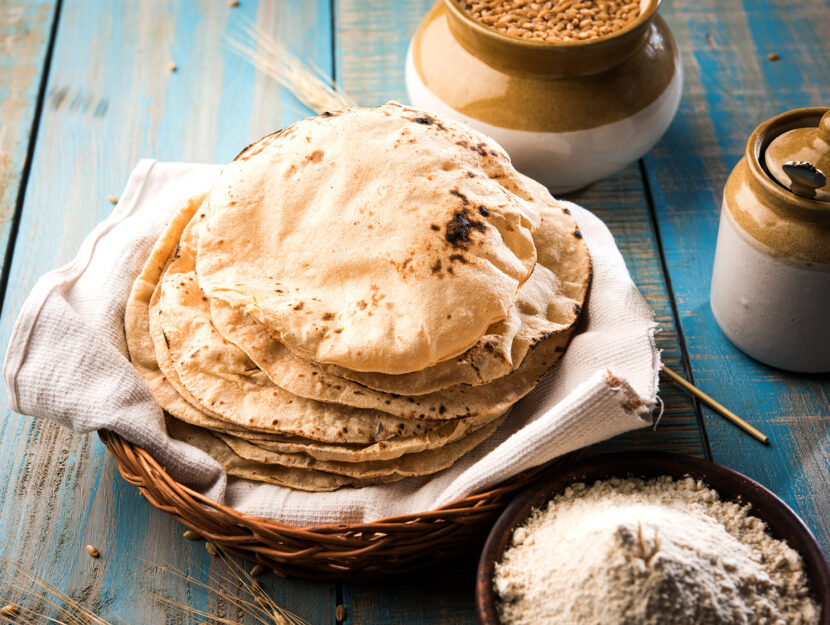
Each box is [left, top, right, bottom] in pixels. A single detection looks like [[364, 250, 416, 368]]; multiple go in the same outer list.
[[0, 605, 19, 618]]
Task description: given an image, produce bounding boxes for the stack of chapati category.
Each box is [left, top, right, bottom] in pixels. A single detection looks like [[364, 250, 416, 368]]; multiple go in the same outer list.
[[125, 102, 590, 491]]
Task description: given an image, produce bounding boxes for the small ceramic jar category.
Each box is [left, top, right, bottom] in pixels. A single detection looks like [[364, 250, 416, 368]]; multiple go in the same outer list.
[[406, 0, 682, 194], [711, 108, 830, 373]]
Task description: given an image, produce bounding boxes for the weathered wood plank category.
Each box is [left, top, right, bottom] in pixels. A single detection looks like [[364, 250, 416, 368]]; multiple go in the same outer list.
[[334, 0, 434, 106], [645, 0, 830, 555], [567, 164, 707, 459], [0, 1, 336, 623], [334, 1, 706, 622], [0, 0, 56, 286]]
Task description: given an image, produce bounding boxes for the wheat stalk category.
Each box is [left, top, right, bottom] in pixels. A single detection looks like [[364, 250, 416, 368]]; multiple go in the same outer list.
[[225, 17, 355, 115], [0, 558, 113, 625], [0, 551, 307, 625]]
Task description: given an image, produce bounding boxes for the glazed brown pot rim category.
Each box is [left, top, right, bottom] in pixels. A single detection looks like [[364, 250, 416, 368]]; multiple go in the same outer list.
[[444, 0, 660, 49], [748, 106, 830, 215], [476, 451, 830, 625]]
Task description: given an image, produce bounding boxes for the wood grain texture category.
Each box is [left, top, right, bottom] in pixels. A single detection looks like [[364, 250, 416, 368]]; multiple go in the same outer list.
[[644, 0, 830, 554], [0, 1, 335, 623], [566, 165, 707, 459], [0, 0, 56, 279], [2, 1, 825, 624], [334, 0, 433, 105]]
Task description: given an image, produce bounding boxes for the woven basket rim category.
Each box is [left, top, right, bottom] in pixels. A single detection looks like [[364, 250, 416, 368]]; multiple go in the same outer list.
[[99, 429, 548, 532], [98, 429, 557, 579]]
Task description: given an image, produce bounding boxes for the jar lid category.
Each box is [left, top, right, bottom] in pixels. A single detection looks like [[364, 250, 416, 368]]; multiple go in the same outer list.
[[765, 110, 830, 201]]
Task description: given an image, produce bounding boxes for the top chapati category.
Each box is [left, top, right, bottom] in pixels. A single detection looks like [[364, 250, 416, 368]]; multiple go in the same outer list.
[[196, 102, 542, 374]]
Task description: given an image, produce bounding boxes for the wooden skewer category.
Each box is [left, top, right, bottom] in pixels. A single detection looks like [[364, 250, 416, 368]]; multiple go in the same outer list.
[[661, 365, 770, 445]]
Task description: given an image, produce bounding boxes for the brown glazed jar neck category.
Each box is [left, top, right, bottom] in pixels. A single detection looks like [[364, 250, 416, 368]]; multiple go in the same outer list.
[[725, 107, 830, 264], [747, 107, 830, 225], [443, 0, 660, 78]]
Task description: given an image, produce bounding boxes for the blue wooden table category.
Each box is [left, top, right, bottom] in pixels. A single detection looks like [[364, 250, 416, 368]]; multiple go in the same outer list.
[[0, 1, 827, 623]]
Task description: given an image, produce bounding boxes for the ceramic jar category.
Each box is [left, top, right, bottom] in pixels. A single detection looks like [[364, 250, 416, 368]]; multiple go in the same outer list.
[[710, 107, 830, 373], [406, 0, 682, 194]]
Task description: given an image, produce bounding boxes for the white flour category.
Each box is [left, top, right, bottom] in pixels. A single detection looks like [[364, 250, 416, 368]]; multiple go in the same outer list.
[[494, 476, 819, 625]]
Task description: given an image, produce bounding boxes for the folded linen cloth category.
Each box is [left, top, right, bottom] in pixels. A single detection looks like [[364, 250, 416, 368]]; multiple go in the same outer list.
[[3, 159, 660, 525]]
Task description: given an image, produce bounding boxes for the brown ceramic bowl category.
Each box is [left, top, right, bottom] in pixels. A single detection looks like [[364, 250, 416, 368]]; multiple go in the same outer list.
[[476, 452, 830, 625]]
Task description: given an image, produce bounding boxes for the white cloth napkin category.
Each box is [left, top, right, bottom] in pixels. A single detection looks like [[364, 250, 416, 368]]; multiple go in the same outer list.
[[3, 160, 660, 525]]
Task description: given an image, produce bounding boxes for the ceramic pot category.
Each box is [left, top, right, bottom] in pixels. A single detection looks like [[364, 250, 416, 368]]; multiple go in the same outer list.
[[405, 0, 682, 194], [711, 107, 830, 373]]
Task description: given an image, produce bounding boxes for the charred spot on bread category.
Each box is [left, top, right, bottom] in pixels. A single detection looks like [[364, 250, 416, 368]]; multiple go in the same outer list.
[[450, 189, 469, 205], [445, 210, 487, 249], [409, 114, 446, 130]]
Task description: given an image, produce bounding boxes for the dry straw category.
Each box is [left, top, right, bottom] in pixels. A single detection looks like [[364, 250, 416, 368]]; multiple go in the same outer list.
[[225, 18, 355, 115], [660, 365, 770, 444], [0, 552, 307, 625], [147, 549, 309, 625], [0, 556, 116, 625]]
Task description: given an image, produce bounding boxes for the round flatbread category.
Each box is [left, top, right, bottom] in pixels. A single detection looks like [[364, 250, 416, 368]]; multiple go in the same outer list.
[[216, 414, 504, 479], [122, 195, 349, 442], [150, 213, 442, 443], [125, 194, 225, 429], [166, 417, 399, 491], [231, 409, 507, 463], [208, 300, 581, 422], [196, 102, 542, 374], [210, 193, 589, 399]]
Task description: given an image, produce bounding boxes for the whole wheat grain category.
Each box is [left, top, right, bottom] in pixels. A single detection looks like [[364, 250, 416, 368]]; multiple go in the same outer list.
[[461, 0, 641, 42]]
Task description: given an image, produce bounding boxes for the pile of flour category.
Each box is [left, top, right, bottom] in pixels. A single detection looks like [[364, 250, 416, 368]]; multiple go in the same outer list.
[[494, 476, 819, 625]]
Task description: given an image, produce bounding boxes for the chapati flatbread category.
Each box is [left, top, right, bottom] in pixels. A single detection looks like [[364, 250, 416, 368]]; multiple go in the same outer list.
[[166, 417, 399, 491], [211, 196, 589, 399], [125, 105, 592, 493], [196, 102, 542, 374], [122, 195, 347, 442], [151, 212, 442, 443], [232, 409, 506, 463], [125, 194, 221, 428], [217, 414, 504, 478]]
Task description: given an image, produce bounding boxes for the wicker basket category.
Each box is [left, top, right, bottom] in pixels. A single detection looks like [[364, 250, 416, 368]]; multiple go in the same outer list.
[[99, 430, 553, 581]]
